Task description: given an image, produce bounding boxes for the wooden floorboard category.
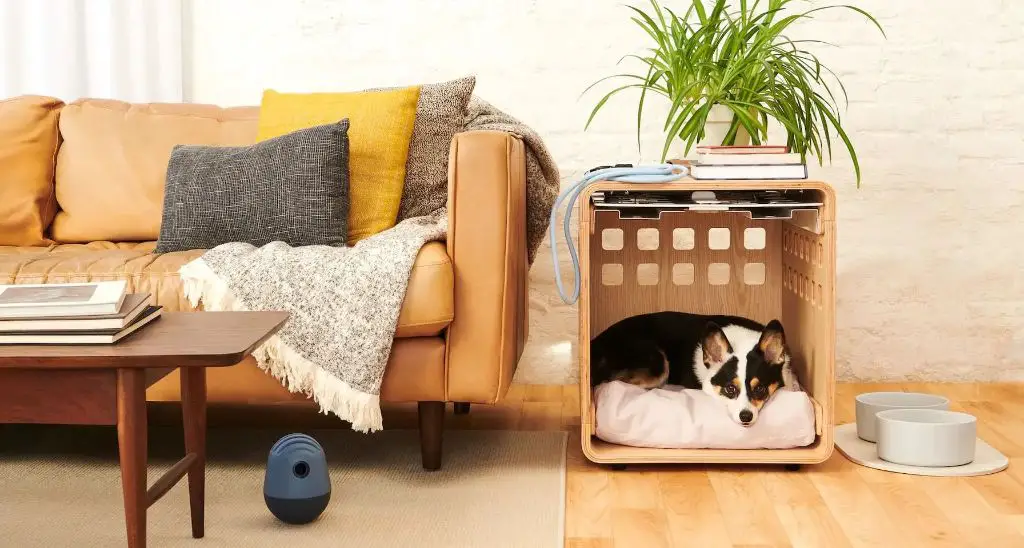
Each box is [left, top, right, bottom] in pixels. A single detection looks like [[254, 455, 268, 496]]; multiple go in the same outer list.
[[150, 382, 1024, 547], [540, 382, 1024, 548]]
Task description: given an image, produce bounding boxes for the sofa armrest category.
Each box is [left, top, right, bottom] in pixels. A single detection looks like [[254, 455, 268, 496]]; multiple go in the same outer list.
[[444, 130, 528, 403]]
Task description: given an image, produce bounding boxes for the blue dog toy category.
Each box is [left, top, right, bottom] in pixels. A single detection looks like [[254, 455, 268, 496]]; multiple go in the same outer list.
[[264, 433, 331, 524]]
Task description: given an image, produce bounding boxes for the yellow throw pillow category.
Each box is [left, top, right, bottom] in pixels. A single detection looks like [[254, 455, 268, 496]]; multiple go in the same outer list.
[[256, 86, 420, 243]]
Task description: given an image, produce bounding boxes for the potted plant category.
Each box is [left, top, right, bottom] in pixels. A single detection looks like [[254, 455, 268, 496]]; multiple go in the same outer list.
[[584, 0, 884, 185]]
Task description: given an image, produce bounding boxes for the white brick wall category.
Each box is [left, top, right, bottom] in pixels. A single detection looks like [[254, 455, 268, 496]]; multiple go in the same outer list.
[[187, 0, 1024, 383]]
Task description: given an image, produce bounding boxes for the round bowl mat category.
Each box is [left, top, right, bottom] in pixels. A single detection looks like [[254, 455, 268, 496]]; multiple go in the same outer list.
[[834, 422, 1008, 477]]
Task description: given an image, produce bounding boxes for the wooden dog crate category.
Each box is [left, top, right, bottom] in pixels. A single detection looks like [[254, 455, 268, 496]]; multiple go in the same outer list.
[[578, 179, 836, 466]]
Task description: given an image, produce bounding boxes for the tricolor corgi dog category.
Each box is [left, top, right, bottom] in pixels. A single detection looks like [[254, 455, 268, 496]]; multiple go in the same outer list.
[[590, 311, 798, 426]]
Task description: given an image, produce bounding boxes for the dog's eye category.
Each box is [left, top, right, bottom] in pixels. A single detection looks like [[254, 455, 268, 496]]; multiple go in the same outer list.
[[751, 385, 768, 399], [721, 384, 739, 398]]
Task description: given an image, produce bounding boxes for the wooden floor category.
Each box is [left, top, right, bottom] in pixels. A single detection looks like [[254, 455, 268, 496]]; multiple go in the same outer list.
[[455, 382, 1024, 548], [166, 382, 1024, 548]]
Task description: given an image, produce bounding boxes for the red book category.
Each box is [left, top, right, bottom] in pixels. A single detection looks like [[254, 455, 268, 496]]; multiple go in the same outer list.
[[694, 145, 789, 155]]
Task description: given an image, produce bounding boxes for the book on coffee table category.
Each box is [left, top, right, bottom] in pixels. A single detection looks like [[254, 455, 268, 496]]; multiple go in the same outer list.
[[0, 281, 127, 319], [0, 293, 153, 332], [0, 304, 163, 345]]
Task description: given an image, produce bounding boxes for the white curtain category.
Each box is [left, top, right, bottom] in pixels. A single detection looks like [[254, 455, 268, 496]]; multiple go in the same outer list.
[[0, 0, 183, 102]]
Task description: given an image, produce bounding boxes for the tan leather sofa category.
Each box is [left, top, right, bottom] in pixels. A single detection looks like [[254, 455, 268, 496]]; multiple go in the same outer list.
[[0, 95, 529, 469]]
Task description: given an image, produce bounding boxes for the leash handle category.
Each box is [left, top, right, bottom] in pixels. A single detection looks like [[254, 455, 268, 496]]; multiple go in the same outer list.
[[549, 164, 688, 305]]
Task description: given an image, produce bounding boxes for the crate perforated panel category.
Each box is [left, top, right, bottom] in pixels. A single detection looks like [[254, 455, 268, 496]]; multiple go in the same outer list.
[[589, 210, 783, 336]]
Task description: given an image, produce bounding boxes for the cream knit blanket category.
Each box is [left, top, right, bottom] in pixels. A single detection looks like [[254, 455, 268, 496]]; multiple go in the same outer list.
[[179, 98, 558, 432]]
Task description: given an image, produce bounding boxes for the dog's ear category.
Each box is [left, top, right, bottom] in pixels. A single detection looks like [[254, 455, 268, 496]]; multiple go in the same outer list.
[[701, 321, 732, 367], [758, 319, 788, 365]]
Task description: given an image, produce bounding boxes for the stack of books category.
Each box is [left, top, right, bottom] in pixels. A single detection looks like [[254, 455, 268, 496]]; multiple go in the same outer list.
[[0, 281, 162, 344], [689, 145, 808, 180]]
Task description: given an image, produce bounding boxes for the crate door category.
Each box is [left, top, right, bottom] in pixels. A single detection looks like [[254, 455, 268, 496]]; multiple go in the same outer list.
[[588, 210, 783, 336]]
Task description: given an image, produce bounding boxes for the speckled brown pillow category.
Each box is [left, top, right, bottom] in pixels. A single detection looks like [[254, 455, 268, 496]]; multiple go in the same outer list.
[[374, 76, 476, 220]]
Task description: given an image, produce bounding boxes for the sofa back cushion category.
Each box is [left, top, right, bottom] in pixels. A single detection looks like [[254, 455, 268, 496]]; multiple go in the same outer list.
[[51, 99, 259, 243], [0, 95, 63, 246]]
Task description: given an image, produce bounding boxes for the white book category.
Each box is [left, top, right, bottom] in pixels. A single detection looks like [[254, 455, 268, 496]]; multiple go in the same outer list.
[[0, 281, 128, 319], [0, 305, 162, 345], [0, 294, 152, 332], [689, 163, 808, 180], [697, 152, 803, 165]]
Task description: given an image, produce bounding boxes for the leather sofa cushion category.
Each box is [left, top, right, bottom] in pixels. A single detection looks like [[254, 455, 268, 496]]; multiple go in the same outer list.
[[0, 241, 453, 338], [0, 96, 63, 246], [51, 99, 260, 243]]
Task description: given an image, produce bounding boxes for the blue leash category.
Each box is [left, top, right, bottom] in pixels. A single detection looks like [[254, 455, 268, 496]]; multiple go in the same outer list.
[[549, 163, 688, 304]]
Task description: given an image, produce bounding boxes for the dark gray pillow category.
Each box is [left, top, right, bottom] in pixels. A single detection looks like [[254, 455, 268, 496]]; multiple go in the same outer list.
[[155, 120, 350, 253]]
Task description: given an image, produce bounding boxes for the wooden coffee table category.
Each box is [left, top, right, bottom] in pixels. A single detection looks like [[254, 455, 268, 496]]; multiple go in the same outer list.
[[0, 311, 288, 548]]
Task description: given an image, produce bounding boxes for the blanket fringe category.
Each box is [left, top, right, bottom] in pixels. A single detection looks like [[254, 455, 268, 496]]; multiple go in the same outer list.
[[180, 258, 384, 433]]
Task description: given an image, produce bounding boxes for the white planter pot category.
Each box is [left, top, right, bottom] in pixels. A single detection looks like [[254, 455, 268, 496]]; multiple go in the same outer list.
[[701, 104, 739, 146], [676, 104, 751, 159]]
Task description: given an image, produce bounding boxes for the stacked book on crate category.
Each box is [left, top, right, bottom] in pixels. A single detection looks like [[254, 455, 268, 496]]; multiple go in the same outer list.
[[688, 145, 808, 180], [0, 281, 162, 344]]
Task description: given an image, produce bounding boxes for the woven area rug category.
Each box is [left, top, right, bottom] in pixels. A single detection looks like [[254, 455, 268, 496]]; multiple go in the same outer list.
[[0, 425, 567, 548]]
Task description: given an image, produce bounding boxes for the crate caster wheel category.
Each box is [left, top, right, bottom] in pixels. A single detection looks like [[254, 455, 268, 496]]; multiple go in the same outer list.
[[784, 464, 801, 472], [610, 464, 628, 471]]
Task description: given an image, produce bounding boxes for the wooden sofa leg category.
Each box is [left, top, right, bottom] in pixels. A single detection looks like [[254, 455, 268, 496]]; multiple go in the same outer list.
[[418, 401, 445, 471], [453, 402, 470, 415]]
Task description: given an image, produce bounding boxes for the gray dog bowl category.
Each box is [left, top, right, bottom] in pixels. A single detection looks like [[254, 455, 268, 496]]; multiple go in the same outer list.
[[855, 392, 949, 442], [875, 409, 977, 467]]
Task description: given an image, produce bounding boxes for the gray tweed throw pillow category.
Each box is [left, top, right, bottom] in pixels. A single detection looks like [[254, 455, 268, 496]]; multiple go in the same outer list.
[[155, 120, 350, 253], [374, 76, 475, 220]]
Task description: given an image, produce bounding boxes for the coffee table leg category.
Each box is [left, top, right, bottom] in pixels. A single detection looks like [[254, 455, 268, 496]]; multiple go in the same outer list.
[[117, 369, 147, 548], [181, 368, 207, 539]]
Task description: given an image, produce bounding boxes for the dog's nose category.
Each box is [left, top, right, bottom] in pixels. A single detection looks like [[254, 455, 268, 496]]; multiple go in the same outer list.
[[739, 410, 754, 424]]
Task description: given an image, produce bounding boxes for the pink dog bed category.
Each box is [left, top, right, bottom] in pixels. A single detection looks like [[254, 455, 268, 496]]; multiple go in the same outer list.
[[594, 381, 816, 449]]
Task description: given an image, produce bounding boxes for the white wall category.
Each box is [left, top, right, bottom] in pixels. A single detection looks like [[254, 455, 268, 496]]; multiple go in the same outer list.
[[187, 0, 1024, 383]]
